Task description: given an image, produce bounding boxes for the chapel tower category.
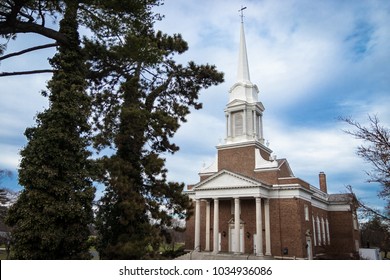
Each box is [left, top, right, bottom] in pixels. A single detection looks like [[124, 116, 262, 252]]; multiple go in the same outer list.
[[202, 18, 278, 180], [225, 19, 265, 145]]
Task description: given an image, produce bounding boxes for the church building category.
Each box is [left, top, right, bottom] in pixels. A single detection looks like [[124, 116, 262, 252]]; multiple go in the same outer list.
[[184, 19, 360, 259]]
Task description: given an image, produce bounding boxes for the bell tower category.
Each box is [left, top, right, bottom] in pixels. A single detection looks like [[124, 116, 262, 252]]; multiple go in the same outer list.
[[224, 18, 265, 146], [200, 10, 277, 178]]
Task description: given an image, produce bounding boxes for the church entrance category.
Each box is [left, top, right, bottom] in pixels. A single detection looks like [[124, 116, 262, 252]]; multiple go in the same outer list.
[[229, 224, 244, 253]]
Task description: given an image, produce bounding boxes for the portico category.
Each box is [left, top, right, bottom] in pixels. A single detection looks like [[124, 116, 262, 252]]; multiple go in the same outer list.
[[191, 170, 272, 256]]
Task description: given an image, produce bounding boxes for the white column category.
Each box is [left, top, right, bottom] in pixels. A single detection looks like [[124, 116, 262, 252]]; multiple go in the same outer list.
[[225, 114, 229, 138], [228, 113, 232, 137], [243, 109, 247, 136], [213, 198, 219, 254], [253, 111, 257, 139], [264, 199, 271, 255], [234, 197, 241, 254], [194, 199, 201, 251], [205, 200, 211, 251], [259, 115, 264, 142], [255, 197, 263, 256]]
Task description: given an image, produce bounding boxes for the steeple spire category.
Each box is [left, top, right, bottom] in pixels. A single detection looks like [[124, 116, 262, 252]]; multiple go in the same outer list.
[[237, 6, 250, 83], [228, 11, 259, 104], [224, 11, 265, 146], [237, 20, 251, 83]]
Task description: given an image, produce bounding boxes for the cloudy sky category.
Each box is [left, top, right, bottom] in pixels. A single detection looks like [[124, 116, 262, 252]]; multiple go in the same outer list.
[[1, 0, 389, 211]]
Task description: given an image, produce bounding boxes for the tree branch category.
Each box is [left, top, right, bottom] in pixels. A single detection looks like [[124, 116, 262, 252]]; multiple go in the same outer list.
[[0, 21, 67, 45], [0, 69, 54, 77], [0, 43, 57, 61], [346, 185, 390, 222]]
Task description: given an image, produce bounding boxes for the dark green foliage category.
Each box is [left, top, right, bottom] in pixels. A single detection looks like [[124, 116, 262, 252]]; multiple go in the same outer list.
[[2, 0, 223, 260], [92, 26, 224, 259], [5, 2, 94, 259]]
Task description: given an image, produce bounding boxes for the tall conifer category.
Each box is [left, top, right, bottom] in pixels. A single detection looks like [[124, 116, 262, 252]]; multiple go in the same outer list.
[[6, 2, 94, 259]]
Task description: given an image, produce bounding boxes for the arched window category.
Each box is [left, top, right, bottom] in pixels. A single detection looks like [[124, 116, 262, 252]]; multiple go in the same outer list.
[[316, 216, 321, 245], [326, 218, 330, 245], [304, 205, 309, 221], [312, 215, 317, 246]]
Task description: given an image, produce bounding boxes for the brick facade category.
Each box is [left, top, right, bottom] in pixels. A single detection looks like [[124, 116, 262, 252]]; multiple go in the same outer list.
[[184, 19, 359, 259]]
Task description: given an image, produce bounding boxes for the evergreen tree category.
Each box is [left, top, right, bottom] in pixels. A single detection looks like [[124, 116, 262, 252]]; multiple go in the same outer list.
[[6, 2, 95, 259], [90, 29, 224, 259], [2, 0, 163, 259], [1, 1, 223, 259]]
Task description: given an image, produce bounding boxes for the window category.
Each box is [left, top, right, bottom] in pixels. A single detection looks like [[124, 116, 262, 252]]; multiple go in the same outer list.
[[316, 216, 321, 245], [312, 215, 317, 246], [304, 205, 309, 221], [233, 112, 243, 136], [326, 218, 330, 245]]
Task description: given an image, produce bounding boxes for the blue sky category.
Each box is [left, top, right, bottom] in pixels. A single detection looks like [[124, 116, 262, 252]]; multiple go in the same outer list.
[[1, 0, 389, 212]]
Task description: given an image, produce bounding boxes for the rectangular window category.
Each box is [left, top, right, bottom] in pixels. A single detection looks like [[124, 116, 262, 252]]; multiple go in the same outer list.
[[233, 112, 243, 136], [304, 205, 309, 221]]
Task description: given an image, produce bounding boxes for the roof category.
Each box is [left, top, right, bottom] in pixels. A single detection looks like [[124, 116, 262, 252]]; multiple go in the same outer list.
[[328, 193, 354, 203]]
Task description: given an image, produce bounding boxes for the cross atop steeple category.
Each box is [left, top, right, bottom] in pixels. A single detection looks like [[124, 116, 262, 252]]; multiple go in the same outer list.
[[239, 6, 247, 23]]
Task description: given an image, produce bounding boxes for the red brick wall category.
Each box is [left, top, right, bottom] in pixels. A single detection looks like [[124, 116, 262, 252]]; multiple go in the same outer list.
[[218, 146, 256, 177], [269, 198, 307, 258], [218, 145, 283, 185], [328, 211, 357, 256]]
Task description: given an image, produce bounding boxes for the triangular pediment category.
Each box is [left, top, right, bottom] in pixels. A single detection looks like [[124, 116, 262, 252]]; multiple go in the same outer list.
[[226, 99, 247, 107], [194, 170, 262, 190]]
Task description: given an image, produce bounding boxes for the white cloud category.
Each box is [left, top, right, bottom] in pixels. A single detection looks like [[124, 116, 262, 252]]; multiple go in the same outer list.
[[0, 143, 21, 169], [0, 0, 388, 213]]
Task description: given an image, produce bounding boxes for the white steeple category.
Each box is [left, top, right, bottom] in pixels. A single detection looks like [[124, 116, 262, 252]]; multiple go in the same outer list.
[[237, 21, 251, 83], [228, 20, 259, 104], [224, 15, 266, 146]]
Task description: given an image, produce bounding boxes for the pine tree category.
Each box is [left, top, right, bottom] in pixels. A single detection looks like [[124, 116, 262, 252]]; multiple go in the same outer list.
[[91, 28, 224, 259], [1, 1, 223, 259]]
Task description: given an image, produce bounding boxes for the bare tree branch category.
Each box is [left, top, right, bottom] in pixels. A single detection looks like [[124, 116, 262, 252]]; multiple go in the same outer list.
[[346, 185, 390, 222], [0, 69, 53, 77], [0, 43, 57, 61]]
